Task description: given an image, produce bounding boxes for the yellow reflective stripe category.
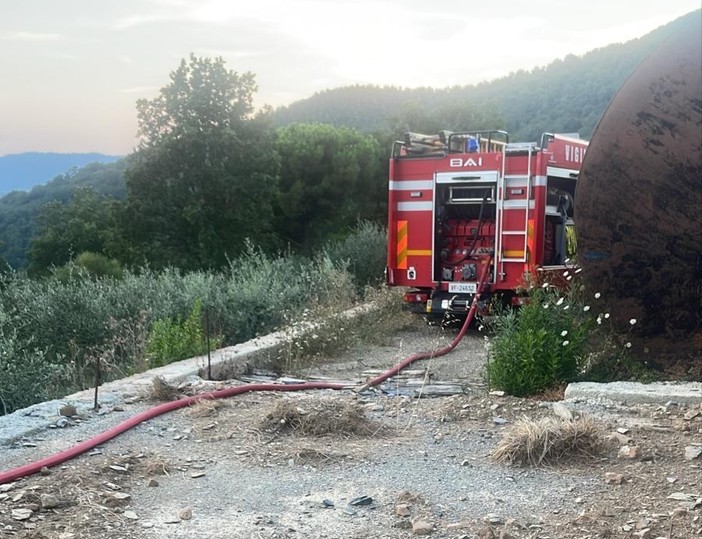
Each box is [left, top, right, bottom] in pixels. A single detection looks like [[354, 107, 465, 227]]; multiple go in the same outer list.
[[407, 249, 432, 256], [396, 221, 408, 269]]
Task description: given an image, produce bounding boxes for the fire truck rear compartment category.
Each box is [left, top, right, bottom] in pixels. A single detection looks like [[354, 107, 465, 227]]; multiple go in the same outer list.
[[436, 179, 495, 271], [431, 180, 496, 314]]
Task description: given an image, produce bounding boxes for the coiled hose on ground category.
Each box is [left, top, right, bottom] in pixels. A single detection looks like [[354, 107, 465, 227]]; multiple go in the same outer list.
[[0, 260, 491, 485]]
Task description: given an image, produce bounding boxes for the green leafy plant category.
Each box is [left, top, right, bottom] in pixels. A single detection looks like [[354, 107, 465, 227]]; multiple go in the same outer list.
[[0, 307, 68, 413], [323, 220, 387, 291], [579, 303, 655, 382], [50, 252, 124, 283], [0, 224, 387, 414], [146, 299, 221, 367], [74, 251, 124, 279], [485, 283, 592, 397]]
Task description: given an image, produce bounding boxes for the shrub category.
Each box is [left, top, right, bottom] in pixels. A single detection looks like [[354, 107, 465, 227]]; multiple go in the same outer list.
[[0, 240, 376, 414], [74, 251, 124, 279], [146, 299, 221, 367], [220, 243, 358, 344], [50, 253, 123, 282], [491, 416, 603, 466], [0, 344, 66, 414], [579, 309, 654, 382], [485, 284, 592, 397], [272, 285, 407, 374], [323, 220, 387, 291], [0, 306, 67, 413]]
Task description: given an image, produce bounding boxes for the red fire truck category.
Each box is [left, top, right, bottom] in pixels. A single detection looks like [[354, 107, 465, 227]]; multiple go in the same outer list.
[[386, 130, 588, 318]]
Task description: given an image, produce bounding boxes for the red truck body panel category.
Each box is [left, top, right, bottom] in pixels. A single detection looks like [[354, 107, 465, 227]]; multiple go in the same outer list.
[[387, 131, 588, 315]]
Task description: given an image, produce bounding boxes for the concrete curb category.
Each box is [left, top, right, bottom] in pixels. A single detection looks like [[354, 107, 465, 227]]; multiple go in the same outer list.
[[565, 381, 702, 406], [0, 303, 377, 447]]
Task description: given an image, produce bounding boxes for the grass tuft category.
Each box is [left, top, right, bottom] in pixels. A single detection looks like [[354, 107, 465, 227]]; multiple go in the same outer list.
[[491, 415, 603, 466], [262, 397, 381, 437], [272, 286, 409, 374], [184, 399, 220, 418], [149, 375, 180, 402]]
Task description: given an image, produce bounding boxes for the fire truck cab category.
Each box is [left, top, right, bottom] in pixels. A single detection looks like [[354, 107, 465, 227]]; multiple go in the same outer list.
[[386, 130, 588, 318]]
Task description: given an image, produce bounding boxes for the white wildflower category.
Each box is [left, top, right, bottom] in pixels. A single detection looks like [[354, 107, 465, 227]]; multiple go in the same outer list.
[[625, 342, 632, 348], [583, 305, 591, 312], [563, 271, 569, 277], [562, 340, 570, 346], [629, 318, 637, 325], [563, 305, 570, 310], [594, 292, 601, 299], [604, 313, 610, 319], [556, 297, 564, 306], [561, 330, 568, 337], [541, 282, 549, 289]]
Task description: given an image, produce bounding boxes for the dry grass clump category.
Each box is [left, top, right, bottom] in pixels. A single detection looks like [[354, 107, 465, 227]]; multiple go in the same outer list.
[[184, 398, 221, 418], [149, 375, 181, 401], [491, 416, 603, 466], [262, 397, 381, 437]]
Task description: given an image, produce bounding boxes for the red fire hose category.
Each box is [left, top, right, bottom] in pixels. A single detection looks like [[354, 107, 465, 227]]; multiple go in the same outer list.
[[0, 260, 491, 485]]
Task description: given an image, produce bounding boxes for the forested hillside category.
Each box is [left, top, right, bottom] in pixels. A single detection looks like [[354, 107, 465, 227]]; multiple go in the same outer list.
[[272, 11, 693, 141], [0, 160, 127, 269], [0, 11, 695, 272], [0, 152, 122, 196]]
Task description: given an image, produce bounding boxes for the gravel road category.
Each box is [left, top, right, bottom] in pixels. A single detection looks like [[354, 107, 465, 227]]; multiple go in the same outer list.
[[1, 318, 701, 538]]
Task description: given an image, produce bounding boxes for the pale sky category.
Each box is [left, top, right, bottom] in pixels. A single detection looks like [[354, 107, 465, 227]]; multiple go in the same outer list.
[[1, 0, 700, 156]]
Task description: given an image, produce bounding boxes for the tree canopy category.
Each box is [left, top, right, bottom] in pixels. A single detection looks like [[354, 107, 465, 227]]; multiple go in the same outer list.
[[121, 55, 279, 270], [275, 123, 385, 253], [28, 187, 117, 274], [136, 54, 258, 148]]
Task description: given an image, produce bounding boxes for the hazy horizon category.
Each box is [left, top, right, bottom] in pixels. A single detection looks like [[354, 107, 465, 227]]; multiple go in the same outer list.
[[2, 1, 699, 156]]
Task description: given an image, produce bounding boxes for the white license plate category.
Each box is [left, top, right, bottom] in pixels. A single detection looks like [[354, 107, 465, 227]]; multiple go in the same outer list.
[[448, 282, 477, 294]]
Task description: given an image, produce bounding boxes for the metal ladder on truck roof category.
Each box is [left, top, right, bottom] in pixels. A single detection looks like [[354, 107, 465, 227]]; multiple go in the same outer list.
[[495, 142, 536, 281]]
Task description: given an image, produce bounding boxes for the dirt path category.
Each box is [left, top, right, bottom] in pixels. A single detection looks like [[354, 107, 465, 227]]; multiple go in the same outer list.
[[1, 319, 701, 538]]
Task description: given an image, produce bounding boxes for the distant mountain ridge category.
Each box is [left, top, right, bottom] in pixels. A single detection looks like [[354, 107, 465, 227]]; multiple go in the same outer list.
[[0, 152, 123, 196]]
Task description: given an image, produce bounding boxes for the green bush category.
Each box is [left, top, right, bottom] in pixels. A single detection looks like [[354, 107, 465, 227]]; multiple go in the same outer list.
[[146, 299, 221, 367], [74, 251, 124, 279], [0, 345, 67, 414], [486, 285, 592, 397], [50, 253, 123, 282], [220, 242, 358, 344], [0, 242, 365, 414], [578, 309, 654, 383], [323, 221, 387, 290], [0, 306, 68, 413]]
